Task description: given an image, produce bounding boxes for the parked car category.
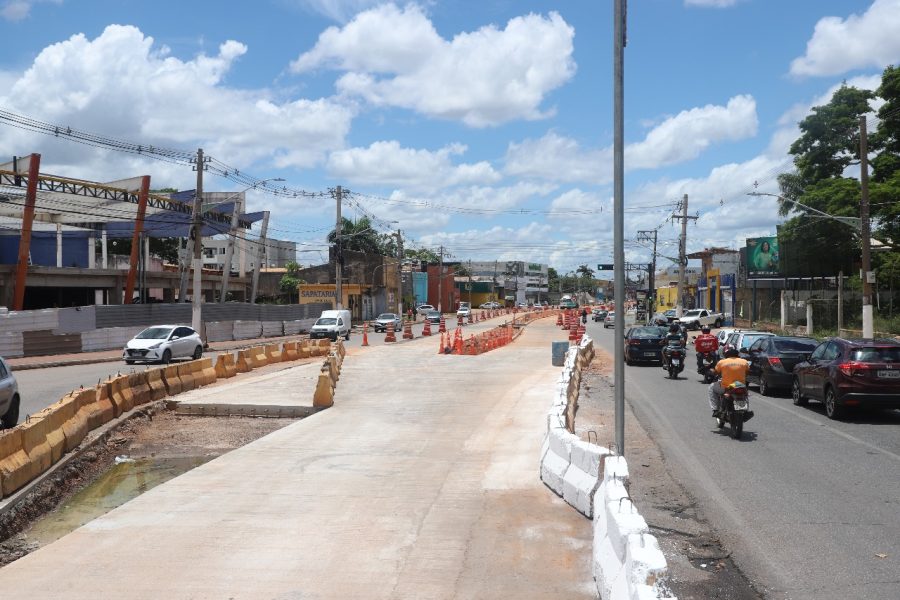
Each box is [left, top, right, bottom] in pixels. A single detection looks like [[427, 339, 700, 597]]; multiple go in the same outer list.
[[457, 302, 471, 318], [425, 310, 442, 325], [310, 309, 352, 341], [603, 312, 616, 329], [416, 304, 435, 315], [723, 331, 774, 359], [624, 326, 667, 365], [0, 356, 20, 429], [123, 325, 203, 364], [592, 309, 608, 322], [746, 336, 819, 395], [675, 308, 725, 330], [715, 328, 740, 356], [792, 338, 900, 419], [373, 313, 402, 333], [479, 301, 500, 309]]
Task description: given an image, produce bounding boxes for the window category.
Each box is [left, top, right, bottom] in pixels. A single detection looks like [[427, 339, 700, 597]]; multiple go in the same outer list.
[[0, 361, 7, 379], [810, 343, 828, 361], [851, 347, 900, 363], [822, 342, 841, 361]]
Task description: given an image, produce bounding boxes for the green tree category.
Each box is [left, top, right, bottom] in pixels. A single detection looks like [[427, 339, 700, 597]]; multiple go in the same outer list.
[[327, 217, 388, 255], [278, 260, 304, 303], [404, 248, 440, 263], [547, 267, 559, 293]]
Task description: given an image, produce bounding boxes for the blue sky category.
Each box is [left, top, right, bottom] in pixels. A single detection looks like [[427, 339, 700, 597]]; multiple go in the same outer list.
[[1, 0, 898, 273]]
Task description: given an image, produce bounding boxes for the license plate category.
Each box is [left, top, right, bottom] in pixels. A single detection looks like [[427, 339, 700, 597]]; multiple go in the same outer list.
[[671, 359, 680, 365], [644, 352, 656, 357], [734, 400, 749, 410], [878, 370, 900, 378]]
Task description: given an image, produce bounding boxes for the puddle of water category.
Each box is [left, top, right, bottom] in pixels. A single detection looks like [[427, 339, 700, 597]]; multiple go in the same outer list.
[[25, 456, 210, 547]]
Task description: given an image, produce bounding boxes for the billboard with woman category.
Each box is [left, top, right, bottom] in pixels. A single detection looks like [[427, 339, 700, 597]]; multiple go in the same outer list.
[[746, 236, 780, 277]]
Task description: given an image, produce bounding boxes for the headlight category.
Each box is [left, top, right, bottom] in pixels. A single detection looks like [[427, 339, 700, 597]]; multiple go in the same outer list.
[[148, 342, 162, 349]]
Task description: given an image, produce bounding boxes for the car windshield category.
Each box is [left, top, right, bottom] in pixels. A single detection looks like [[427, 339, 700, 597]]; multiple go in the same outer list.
[[851, 347, 900, 363], [684, 310, 702, 317], [740, 334, 771, 349], [316, 318, 337, 326], [426, 311, 440, 317], [774, 339, 818, 352], [377, 314, 396, 320], [630, 327, 663, 338], [135, 327, 174, 340]]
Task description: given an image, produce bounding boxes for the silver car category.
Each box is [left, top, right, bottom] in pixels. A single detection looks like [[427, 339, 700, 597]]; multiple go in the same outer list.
[[0, 357, 20, 429], [123, 325, 203, 364], [373, 313, 402, 332]]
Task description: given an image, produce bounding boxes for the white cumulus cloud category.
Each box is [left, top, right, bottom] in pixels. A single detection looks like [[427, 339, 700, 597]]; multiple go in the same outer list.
[[504, 95, 758, 183], [789, 0, 900, 77], [290, 3, 576, 127], [0, 24, 355, 183]]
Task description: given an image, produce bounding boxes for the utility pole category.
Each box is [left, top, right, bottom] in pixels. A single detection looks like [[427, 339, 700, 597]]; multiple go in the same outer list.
[[190, 148, 207, 334], [396, 229, 403, 316], [250, 211, 269, 304], [637, 229, 658, 320], [613, 0, 626, 455], [438, 244, 444, 312], [468, 259, 473, 309], [672, 194, 698, 318], [859, 116, 874, 338], [493, 260, 498, 302], [220, 193, 242, 303], [334, 186, 343, 310]]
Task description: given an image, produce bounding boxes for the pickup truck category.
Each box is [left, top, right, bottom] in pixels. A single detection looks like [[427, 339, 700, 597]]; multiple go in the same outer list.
[[675, 309, 724, 330]]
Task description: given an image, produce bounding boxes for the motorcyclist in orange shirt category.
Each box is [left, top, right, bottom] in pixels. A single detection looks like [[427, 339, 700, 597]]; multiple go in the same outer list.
[[709, 348, 749, 417]]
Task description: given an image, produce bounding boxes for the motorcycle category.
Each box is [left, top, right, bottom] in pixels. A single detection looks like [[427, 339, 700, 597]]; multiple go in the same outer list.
[[662, 345, 685, 379], [715, 382, 754, 439], [697, 351, 718, 383]]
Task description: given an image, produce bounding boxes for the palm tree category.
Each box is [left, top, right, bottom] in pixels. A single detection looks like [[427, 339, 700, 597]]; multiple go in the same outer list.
[[327, 216, 385, 255]]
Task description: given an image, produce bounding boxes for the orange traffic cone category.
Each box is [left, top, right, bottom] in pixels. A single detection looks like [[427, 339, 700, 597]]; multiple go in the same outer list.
[[362, 322, 369, 346], [403, 321, 414, 340], [556, 312, 563, 327], [385, 322, 397, 343], [438, 331, 445, 354], [423, 318, 432, 336], [457, 314, 464, 328], [454, 329, 463, 355], [468, 334, 476, 355], [439, 314, 446, 333]]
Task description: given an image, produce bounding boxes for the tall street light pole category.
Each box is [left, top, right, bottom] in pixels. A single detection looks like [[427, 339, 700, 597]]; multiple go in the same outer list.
[[334, 186, 343, 310], [612, 0, 626, 456], [190, 148, 208, 334]]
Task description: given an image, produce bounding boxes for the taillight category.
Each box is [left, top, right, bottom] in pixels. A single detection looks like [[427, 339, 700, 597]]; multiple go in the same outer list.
[[768, 357, 782, 367], [628, 339, 640, 345], [838, 361, 869, 377]]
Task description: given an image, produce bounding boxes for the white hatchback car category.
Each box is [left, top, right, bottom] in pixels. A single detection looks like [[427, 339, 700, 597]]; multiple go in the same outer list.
[[123, 325, 203, 364]]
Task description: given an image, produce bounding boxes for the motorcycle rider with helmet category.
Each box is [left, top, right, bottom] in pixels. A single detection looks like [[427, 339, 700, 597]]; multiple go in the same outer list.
[[709, 347, 750, 417], [694, 325, 719, 373], [661, 323, 685, 368]]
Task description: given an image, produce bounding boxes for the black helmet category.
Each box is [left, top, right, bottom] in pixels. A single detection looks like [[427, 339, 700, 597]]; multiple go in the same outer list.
[[669, 324, 680, 333], [701, 326, 711, 333], [724, 348, 739, 358]]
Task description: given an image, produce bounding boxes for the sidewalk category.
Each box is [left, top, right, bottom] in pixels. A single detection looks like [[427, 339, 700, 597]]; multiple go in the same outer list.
[[0, 318, 594, 599]]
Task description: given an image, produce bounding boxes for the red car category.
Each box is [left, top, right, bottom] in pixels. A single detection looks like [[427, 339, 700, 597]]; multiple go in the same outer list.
[[791, 338, 900, 419]]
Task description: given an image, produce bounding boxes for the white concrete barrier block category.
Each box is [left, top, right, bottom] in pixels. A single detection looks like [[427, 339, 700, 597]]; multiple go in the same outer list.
[[625, 534, 673, 600], [562, 440, 609, 517], [539, 433, 550, 466], [594, 533, 624, 600], [604, 455, 630, 484], [540, 428, 573, 496], [607, 499, 649, 563]]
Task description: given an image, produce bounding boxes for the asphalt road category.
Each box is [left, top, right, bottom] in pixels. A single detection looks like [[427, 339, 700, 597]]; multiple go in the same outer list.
[[587, 320, 900, 600]]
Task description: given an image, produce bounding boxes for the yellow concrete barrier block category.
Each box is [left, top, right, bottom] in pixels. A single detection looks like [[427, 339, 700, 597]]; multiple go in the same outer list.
[[312, 373, 334, 408], [86, 382, 115, 428], [236, 349, 252, 372], [177, 363, 196, 391], [109, 375, 134, 415], [224, 353, 237, 376], [199, 358, 217, 386], [265, 344, 282, 363], [129, 372, 151, 407], [61, 392, 90, 453], [298, 340, 311, 359], [252, 345, 268, 367], [21, 414, 53, 476], [215, 354, 234, 379], [282, 342, 298, 362], [36, 401, 69, 464], [145, 367, 168, 401], [161, 365, 183, 396], [0, 429, 33, 498]]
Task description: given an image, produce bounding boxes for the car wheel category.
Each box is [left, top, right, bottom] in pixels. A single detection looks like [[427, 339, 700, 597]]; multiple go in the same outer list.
[[1, 394, 20, 429], [161, 349, 172, 365], [345, 332, 350, 340], [791, 378, 808, 406], [759, 374, 771, 396], [125, 360, 135, 365], [192, 346, 203, 360], [625, 352, 633, 366], [714, 319, 722, 328], [824, 387, 843, 420]]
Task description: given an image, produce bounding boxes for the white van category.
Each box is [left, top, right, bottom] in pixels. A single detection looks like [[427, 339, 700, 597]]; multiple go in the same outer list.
[[310, 309, 351, 341]]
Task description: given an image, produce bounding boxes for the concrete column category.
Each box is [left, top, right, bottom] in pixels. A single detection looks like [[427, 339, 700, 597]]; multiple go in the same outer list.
[[88, 236, 96, 269], [806, 302, 813, 336], [780, 290, 787, 330], [111, 277, 124, 305], [56, 223, 63, 267], [101, 230, 108, 268]]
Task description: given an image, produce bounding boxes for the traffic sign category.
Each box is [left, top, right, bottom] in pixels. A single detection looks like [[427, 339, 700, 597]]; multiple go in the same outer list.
[[597, 263, 614, 270]]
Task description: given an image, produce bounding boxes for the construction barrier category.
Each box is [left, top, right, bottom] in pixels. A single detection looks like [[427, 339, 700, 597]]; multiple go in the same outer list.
[[62, 388, 93, 451], [86, 382, 115, 429], [176, 363, 196, 392], [198, 358, 217, 387], [37, 401, 69, 464], [0, 428, 34, 497], [265, 344, 282, 363], [129, 372, 152, 407], [282, 342, 299, 362], [110, 374, 135, 416], [21, 414, 53, 477], [145, 368, 168, 401], [215, 353, 238, 379], [161, 365, 184, 396], [235, 349, 252, 373], [251, 345, 269, 367]]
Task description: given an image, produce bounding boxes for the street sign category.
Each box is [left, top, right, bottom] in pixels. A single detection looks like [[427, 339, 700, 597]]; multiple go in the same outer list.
[[598, 263, 614, 270]]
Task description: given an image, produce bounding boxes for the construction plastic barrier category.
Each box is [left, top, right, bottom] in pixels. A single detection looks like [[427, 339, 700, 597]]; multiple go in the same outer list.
[[161, 365, 184, 396], [145, 368, 168, 401]]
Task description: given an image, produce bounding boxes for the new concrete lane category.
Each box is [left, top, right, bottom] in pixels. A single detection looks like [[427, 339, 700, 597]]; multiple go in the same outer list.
[[0, 317, 594, 599], [588, 320, 900, 600]]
